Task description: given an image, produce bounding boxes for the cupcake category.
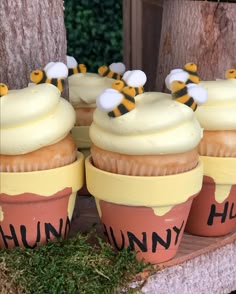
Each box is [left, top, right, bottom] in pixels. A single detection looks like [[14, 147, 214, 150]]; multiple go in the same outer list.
[[185, 75, 236, 236], [0, 84, 84, 249], [67, 55, 126, 127], [85, 71, 205, 264]]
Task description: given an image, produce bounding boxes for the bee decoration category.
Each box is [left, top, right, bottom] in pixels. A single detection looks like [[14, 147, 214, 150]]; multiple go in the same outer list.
[[0, 83, 8, 97], [112, 69, 147, 96], [165, 62, 200, 91], [98, 62, 126, 80], [97, 70, 147, 118], [170, 81, 208, 112], [97, 87, 136, 118], [30, 62, 68, 92], [225, 68, 236, 79], [183, 63, 200, 84], [66, 55, 87, 76]]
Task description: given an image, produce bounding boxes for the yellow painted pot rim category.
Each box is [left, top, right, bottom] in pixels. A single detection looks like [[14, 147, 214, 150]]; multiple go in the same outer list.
[[85, 156, 203, 207], [200, 156, 236, 184], [0, 152, 84, 195]]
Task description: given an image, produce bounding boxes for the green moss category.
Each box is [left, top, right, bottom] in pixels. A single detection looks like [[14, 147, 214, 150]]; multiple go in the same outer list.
[[64, 0, 123, 73], [0, 232, 152, 293]]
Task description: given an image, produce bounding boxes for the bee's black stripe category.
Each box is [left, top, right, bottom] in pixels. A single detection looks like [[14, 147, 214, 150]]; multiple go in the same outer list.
[[102, 68, 110, 77], [185, 97, 195, 107], [113, 73, 119, 80], [123, 92, 136, 102], [186, 79, 192, 84], [121, 79, 127, 86], [50, 78, 58, 87], [39, 72, 47, 83], [173, 87, 188, 99], [108, 110, 115, 117], [186, 70, 198, 76], [135, 87, 143, 95], [68, 68, 74, 76], [192, 103, 197, 111], [117, 103, 129, 115]]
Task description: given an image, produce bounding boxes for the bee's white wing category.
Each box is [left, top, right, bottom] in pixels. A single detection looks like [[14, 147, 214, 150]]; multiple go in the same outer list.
[[96, 89, 123, 112], [125, 70, 147, 87], [46, 62, 68, 79], [67, 55, 78, 68], [165, 70, 188, 90], [109, 62, 126, 74], [188, 85, 208, 105], [44, 62, 55, 72], [122, 70, 132, 82]]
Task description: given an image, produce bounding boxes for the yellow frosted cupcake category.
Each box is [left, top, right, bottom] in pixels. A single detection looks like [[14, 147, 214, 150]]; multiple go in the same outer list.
[[0, 83, 84, 249], [0, 84, 77, 172], [90, 70, 206, 176], [85, 70, 206, 263]]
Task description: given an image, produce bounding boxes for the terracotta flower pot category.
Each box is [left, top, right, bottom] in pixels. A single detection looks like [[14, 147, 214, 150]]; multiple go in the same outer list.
[[185, 156, 236, 237], [0, 153, 84, 249], [86, 157, 203, 264], [71, 126, 91, 196]]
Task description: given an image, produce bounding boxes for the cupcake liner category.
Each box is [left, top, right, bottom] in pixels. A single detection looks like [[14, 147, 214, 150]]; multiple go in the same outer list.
[[0, 135, 77, 172], [199, 130, 236, 157], [91, 145, 199, 176]]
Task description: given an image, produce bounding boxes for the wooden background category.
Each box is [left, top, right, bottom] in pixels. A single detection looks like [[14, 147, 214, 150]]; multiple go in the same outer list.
[[123, 0, 236, 91]]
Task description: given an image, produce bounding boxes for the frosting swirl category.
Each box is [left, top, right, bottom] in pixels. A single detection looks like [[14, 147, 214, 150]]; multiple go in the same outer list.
[[196, 79, 236, 130], [90, 92, 202, 155], [68, 73, 114, 107], [0, 84, 76, 155]]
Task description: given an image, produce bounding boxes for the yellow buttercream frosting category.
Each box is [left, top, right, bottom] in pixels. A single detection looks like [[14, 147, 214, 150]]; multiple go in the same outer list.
[[0, 84, 76, 155], [196, 79, 236, 130], [68, 73, 114, 107], [90, 92, 203, 155]]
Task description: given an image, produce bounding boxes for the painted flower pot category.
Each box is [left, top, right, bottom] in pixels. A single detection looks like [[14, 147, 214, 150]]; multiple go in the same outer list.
[[185, 156, 236, 237], [71, 126, 91, 195], [86, 157, 203, 264], [0, 152, 84, 249]]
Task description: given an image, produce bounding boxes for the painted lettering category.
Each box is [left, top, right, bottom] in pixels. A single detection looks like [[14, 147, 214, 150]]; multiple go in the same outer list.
[[207, 202, 236, 225], [173, 221, 185, 245], [127, 232, 147, 252], [103, 222, 185, 253], [0, 217, 71, 249], [229, 203, 236, 220], [0, 224, 19, 249]]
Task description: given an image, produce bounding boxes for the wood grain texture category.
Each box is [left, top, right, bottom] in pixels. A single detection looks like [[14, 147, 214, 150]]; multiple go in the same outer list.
[[155, 0, 236, 91], [0, 0, 68, 96]]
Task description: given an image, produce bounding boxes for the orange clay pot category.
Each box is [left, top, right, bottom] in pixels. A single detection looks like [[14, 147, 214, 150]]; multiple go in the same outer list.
[[85, 156, 203, 264], [0, 153, 84, 249], [185, 156, 236, 237], [72, 126, 91, 196]]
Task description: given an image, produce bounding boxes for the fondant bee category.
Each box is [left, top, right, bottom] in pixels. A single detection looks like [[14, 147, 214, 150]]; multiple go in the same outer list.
[[98, 62, 126, 80], [97, 70, 147, 118], [170, 80, 208, 111], [30, 62, 68, 92], [97, 87, 135, 118], [0, 83, 8, 97], [225, 68, 236, 79], [112, 70, 147, 96], [165, 62, 200, 90], [66, 55, 87, 76], [184, 63, 200, 84]]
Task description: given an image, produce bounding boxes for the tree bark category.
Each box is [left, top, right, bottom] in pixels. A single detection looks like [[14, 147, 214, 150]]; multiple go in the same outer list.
[[155, 0, 236, 91], [0, 0, 68, 97]]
